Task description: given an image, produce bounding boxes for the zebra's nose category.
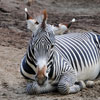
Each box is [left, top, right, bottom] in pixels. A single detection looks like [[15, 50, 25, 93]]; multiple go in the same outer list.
[[36, 66, 47, 85], [37, 76, 47, 85]]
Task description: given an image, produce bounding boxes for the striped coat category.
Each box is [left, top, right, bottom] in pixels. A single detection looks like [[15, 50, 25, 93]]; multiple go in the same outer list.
[[21, 31, 100, 94]]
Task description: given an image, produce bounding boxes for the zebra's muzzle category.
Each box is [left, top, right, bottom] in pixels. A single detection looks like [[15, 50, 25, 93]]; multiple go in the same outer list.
[[36, 66, 48, 85], [36, 76, 47, 85]]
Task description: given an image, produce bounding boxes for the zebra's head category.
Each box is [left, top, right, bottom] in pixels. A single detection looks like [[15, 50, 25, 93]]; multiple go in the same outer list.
[[31, 10, 55, 85]]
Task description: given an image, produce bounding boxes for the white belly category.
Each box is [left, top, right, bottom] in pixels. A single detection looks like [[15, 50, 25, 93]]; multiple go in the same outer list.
[[76, 61, 100, 81]]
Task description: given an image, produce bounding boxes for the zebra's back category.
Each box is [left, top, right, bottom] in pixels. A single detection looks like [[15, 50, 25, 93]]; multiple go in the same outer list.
[[55, 32, 100, 81]]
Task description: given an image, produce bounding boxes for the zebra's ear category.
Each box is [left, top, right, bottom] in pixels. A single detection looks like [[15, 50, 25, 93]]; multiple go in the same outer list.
[[52, 18, 76, 35], [52, 24, 68, 35], [25, 8, 39, 32], [41, 9, 47, 29]]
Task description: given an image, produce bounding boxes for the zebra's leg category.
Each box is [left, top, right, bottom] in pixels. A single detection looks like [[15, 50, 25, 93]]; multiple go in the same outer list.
[[57, 71, 87, 95], [68, 80, 87, 94], [67, 80, 87, 94], [26, 81, 56, 94], [67, 80, 95, 94], [57, 71, 84, 94], [58, 82, 82, 95]]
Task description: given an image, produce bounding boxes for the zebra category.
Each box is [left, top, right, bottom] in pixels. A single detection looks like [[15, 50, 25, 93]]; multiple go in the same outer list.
[[20, 10, 100, 95]]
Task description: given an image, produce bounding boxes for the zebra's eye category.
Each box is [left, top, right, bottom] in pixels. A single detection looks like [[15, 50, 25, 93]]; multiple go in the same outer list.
[[51, 45, 54, 49], [46, 70, 48, 73]]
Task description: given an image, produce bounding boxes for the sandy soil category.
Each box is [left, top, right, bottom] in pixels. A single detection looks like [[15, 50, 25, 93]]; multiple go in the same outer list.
[[0, 0, 100, 100]]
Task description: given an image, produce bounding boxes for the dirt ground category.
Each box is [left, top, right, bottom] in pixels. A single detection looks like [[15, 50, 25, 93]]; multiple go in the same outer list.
[[0, 0, 100, 100]]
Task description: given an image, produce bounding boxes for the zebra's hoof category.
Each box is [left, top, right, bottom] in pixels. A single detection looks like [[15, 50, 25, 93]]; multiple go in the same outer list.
[[85, 80, 95, 88], [78, 81, 86, 89]]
